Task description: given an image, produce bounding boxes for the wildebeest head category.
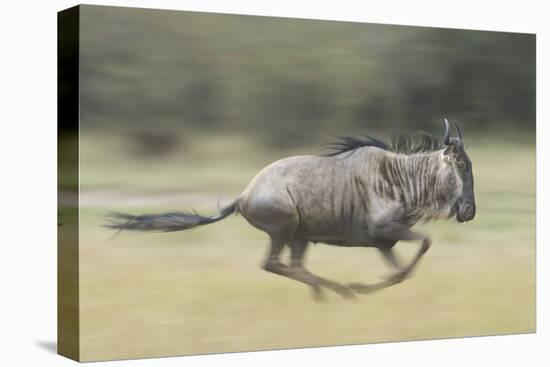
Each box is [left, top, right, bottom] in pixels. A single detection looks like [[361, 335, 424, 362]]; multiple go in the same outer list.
[[443, 119, 476, 222]]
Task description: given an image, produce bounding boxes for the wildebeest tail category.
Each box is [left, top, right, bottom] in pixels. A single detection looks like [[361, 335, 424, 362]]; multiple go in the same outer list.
[[104, 201, 238, 233]]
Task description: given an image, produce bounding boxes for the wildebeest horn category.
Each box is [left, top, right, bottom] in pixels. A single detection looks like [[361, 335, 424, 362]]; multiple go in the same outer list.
[[454, 121, 463, 140], [443, 118, 451, 145]]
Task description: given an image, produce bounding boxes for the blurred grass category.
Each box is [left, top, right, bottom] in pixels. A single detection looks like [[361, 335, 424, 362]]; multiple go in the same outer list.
[[78, 130, 535, 192], [76, 134, 535, 361]]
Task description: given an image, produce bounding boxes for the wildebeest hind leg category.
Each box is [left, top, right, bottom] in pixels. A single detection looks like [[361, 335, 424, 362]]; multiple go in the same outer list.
[[287, 239, 356, 300], [263, 237, 355, 300]]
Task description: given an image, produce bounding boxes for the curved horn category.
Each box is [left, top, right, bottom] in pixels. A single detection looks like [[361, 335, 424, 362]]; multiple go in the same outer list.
[[443, 118, 451, 145], [454, 121, 463, 140]]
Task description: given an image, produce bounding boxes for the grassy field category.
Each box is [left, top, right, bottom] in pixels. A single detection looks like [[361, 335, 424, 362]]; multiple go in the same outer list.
[[75, 134, 535, 361]]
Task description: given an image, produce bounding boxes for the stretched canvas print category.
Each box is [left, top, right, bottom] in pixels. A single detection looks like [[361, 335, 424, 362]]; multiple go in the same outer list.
[[58, 5, 536, 362]]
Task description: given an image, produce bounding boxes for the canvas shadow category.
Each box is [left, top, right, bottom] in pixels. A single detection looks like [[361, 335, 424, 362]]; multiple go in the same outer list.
[[36, 340, 57, 354]]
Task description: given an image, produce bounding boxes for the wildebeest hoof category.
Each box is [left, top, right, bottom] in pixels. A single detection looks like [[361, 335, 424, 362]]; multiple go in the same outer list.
[[386, 270, 409, 283], [330, 284, 357, 299], [347, 282, 378, 294], [310, 286, 326, 302]]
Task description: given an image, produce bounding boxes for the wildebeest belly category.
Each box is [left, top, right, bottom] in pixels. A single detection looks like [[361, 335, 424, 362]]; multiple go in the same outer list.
[[293, 195, 373, 245]]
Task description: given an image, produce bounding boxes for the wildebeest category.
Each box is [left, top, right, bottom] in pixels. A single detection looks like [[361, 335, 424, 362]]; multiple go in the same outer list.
[[106, 119, 476, 300]]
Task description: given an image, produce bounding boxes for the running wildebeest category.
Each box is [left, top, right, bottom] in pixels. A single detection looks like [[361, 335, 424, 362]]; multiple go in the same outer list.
[[106, 119, 476, 300]]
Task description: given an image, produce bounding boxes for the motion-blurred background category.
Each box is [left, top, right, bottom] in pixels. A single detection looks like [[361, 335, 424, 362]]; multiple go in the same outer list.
[[63, 5, 535, 361]]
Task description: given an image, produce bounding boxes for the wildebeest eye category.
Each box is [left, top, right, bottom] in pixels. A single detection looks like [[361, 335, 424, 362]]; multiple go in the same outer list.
[[455, 158, 466, 169]]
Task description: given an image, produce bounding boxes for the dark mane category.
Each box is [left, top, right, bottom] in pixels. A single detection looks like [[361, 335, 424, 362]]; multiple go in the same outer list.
[[323, 132, 443, 157]]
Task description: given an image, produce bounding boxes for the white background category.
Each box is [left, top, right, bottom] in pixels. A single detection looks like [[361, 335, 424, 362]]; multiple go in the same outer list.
[[0, 0, 547, 366]]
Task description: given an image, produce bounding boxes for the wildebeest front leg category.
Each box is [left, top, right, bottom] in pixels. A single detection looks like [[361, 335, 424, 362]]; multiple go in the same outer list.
[[348, 227, 431, 294], [380, 227, 431, 284], [379, 247, 403, 270]]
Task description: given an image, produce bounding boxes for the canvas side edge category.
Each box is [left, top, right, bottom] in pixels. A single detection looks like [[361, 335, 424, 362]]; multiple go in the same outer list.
[[57, 5, 81, 362]]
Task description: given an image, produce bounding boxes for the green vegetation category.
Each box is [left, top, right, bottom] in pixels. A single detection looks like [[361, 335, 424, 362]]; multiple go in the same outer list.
[[79, 5, 535, 149]]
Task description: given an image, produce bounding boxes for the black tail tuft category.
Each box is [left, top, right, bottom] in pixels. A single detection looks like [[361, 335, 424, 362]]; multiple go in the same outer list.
[[104, 201, 237, 233]]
